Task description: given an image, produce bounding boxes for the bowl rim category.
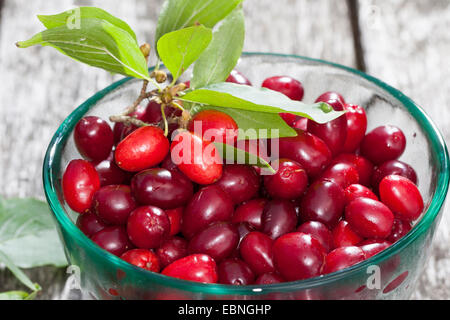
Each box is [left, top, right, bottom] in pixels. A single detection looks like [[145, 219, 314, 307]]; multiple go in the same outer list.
[[43, 52, 450, 295]]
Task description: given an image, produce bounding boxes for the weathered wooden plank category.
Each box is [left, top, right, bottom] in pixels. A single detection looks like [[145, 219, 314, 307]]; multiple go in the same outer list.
[[358, 0, 450, 300]]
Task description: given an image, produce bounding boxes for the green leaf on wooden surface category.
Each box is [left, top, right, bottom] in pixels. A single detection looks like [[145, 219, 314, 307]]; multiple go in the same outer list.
[[191, 7, 245, 89], [0, 250, 40, 292], [180, 82, 346, 123], [0, 197, 67, 268], [157, 25, 212, 81], [16, 18, 149, 80]]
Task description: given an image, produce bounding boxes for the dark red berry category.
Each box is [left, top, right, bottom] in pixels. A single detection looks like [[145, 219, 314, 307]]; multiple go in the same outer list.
[[261, 199, 297, 239], [359, 240, 391, 258], [331, 153, 374, 187], [315, 91, 345, 105], [297, 221, 333, 253], [161, 254, 218, 283], [318, 162, 359, 189], [160, 153, 179, 172], [112, 104, 148, 143], [239, 232, 275, 275], [342, 104, 367, 152], [143, 100, 180, 125], [360, 125, 406, 165], [254, 273, 284, 285], [371, 160, 417, 192], [91, 185, 137, 225], [120, 249, 160, 272], [156, 236, 188, 269], [323, 246, 366, 274], [127, 206, 170, 249], [166, 207, 183, 236], [235, 222, 255, 249], [332, 220, 362, 248], [226, 70, 252, 85], [264, 159, 308, 200], [91, 226, 132, 256], [344, 184, 378, 205], [387, 219, 412, 243], [74, 116, 114, 161], [188, 110, 238, 144], [92, 152, 128, 187], [262, 75, 304, 101], [76, 210, 107, 237], [232, 198, 266, 230], [218, 258, 255, 285]]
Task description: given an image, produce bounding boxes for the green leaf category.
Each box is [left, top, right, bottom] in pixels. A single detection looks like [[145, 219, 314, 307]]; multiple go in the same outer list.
[[16, 18, 149, 80], [155, 0, 243, 50], [0, 291, 30, 300], [37, 6, 137, 42], [180, 82, 346, 123], [0, 197, 67, 268], [191, 7, 245, 89], [157, 25, 212, 81], [0, 250, 39, 292]]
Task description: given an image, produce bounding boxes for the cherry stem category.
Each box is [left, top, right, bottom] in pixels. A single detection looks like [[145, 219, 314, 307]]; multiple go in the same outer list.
[[161, 103, 169, 137]]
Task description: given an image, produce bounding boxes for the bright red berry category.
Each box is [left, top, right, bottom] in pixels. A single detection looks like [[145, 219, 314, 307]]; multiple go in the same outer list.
[[161, 254, 218, 283], [344, 184, 378, 205], [342, 104, 367, 152], [218, 258, 255, 285], [239, 232, 275, 276], [323, 246, 366, 274], [297, 221, 333, 253], [360, 125, 406, 164], [91, 185, 137, 225], [371, 160, 417, 192], [188, 110, 238, 144], [332, 220, 362, 248], [264, 159, 308, 200], [232, 198, 266, 230], [226, 70, 252, 85], [262, 75, 304, 101], [261, 199, 298, 239], [156, 236, 188, 269], [166, 207, 184, 236], [359, 240, 391, 258], [387, 219, 412, 243], [318, 162, 359, 189], [120, 249, 160, 272], [127, 206, 170, 249], [331, 153, 374, 187]]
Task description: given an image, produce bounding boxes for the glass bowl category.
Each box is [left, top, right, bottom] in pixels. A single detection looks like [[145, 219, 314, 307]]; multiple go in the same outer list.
[[43, 52, 449, 300]]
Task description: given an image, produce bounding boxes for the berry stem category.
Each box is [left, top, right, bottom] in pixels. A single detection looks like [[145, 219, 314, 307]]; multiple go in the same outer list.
[[161, 103, 169, 137]]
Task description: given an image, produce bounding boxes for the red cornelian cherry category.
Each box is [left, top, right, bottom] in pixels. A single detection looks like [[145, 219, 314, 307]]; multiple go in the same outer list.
[[342, 104, 367, 152], [74, 116, 114, 161], [332, 220, 362, 248], [262, 75, 304, 101], [115, 126, 169, 172], [345, 197, 394, 238], [91, 226, 132, 256], [261, 199, 298, 239], [188, 109, 238, 144], [344, 184, 378, 205], [254, 272, 284, 285], [213, 164, 260, 205], [63, 159, 100, 213], [92, 151, 128, 187], [226, 70, 252, 85], [120, 249, 160, 272], [371, 160, 417, 192], [297, 221, 333, 253], [218, 258, 255, 285], [91, 185, 137, 225], [300, 179, 345, 228], [360, 125, 406, 165], [165, 207, 183, 236], [315, 91, 345, 105], [331, 153, 374, 187], [387, 219, 412, 243], [323, 246, 366, 274], [273, 232, 326, 281], [239, 231, 275, 276], [181, 185, 234, 239], [188, 222, 239, 262], [131, 168, 193, 209], [170, 130, 223, 185], [161, 254, 218, 283], [143, 100, 181, 125], [359, 240, 391, 258], [264, 159, 308, 200], [232, 198, 266, 230], [292, 116, 308, 131], [318, 162, 360, 189], [76, 210, 107, 237], [156, 236, 188, 269], [127, 206, 170, 249], [379, 175, 424, 221], [278, 129, 332, 178]]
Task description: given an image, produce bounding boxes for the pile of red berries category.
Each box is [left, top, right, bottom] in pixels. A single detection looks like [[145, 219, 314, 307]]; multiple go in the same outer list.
[[63, 70, 423, 285]]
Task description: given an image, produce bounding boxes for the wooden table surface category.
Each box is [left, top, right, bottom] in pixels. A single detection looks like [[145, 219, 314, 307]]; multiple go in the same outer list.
[[0, 0, 449, 299]]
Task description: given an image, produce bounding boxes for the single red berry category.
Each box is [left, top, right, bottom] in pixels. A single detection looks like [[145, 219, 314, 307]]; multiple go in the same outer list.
[[344, 184, 378, 205], [182, 185, 234, 239], [254, 272, 285, 285], [156, 236, 188, 269], [387, 219, 412, 243], [188, 110, 238, 144], [331, 153, 374, 187], [127, 206, 170, 249], [62, 159, 100, 213], [74, 116, 114, 161], [345, 197, 394, 238], [262, 76, 304, 101], [342, 104, 367, 152], [161, 254, 218, 283], [379, 175, 424, 221], [264, 159, 308, 200], [360, 125, 406, 165], [120, 249, 160, 272], [91, 185, 137, 225], [76, 210, 107, 237], [92, 151, 128, 187], [218, 258, 255, 285], [318, 162, 360, 189], [261, 199, 298, 239], [371, 160, 417, 192], [323, 246, 366, 274], [239, 231, 275, 276], [297, 221, 333, 253], [359, 240, 391, 258], [166, 207, 183, 236], [279, 113, 298, 127], [91, 226, 132, 256], [332, 220, 363, 248], [115, 126, 169, 172], [273, 232, 326, 281], [170, 130, 223, 185], [232, 198, 266, 230], [226, 70, 252, 85], [315, 91, 345, 105]]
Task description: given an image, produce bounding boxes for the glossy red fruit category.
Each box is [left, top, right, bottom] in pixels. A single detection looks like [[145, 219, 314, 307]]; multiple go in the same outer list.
[[239, 232, 275, 275], [360, 125, 406, 165], [254, 272, 285, 285], [387, 219, 412, 243], [279, 113, 298, 127], [264, 159, 308, 200], [188, 222, 239, 262], [261, 199, 297, 239], [182, 185, 234, 239], [161, 254, 218, 283], [127, 206, 170, 249], [144, 100, 180, 125], [278, 129, 332, 178], [342, 104, 367, 152], [300, 179, 345, 228], [345, 197, 394, 238], [292, 116, 308, 131], [213, 165, 260, 205], [76, 210, 107, 237], [331, 153, 374, 187], [218, 258, 255, 285], [156, 236, 188, 269], [120, 249, 160, 272], [235, 222, 255, 248], [226, 70, 252, 85], [188, 110, 238, 144], [62, 159, 100, 213], [359, 240, 391, 259], [232, 198, 266, 230], [115, 126, 169, 172], [170, 130, 223, 185], [323, 246, 366, 274], [379, 175, 423, 221], [332, 220, 362, 248], [262, 75, 304, 101], [131, 168, 193, 209], [91, 185, 137, 225], [319, 162, 359, 189], [91, 226, 132, 256], [74, 116, 114, 161], [297, 221, 333, 253], [371, 160, 417, 192], [273, 232, 326, 281], [315, 91, 345, 105], [307, 98, 347, 156], [344, 184, 378, 205], [92, 152, 128, 187], [166, 207, 183, 236]]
